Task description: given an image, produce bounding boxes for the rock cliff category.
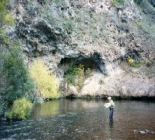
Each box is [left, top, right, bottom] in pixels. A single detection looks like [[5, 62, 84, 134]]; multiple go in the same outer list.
[[7, 0, 155, 98]]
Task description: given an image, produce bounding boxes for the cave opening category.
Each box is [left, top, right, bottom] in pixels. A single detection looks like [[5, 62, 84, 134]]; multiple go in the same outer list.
[[58, 57, 99, 73], [57, 57, 101, 90]]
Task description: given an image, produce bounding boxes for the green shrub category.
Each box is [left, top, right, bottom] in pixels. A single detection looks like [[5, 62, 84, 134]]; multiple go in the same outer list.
[[0, 28, 8, 43], [0, 0, 15, 26], [111, 0, 125, 5], [64, 65, 78, 85], [127, 57, 142, 68], [64, 64, 91, 88], [0, 0, 14, 43], [134, 18, 143, 27], [129, 61, 142, 68], [0, 1, 27, 114], [6, 98, 33, 120], [29, 60, 60, 99], [0, 0, 8, 24], [3, 41, 35, 104], [77, 64, 85, 88], [4, 12, 15, 26]]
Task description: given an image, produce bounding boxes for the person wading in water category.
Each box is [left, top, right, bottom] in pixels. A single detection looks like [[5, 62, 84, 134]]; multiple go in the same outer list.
[[104, 97, 115, 121]]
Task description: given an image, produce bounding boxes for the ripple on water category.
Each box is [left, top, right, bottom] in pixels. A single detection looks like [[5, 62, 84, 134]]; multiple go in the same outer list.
[[0, 99, 155, 140]]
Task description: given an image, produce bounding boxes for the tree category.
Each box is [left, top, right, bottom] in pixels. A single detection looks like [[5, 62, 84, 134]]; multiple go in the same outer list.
[[3, 41, 35, 105]]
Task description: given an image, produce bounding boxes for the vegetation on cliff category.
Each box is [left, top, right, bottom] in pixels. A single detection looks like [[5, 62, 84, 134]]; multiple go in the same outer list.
[[64, 64, 91, 89], [0, 0, 15, 43], [111, 0, 125, 5], [0, 43, 35, 118], [29, 60, 60, 100], [0, 0, 34, 119], [3, 42, 35, 104]]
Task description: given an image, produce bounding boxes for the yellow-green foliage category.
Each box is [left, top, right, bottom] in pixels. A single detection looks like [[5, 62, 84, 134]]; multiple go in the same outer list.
[[134, 18, 142, 27], [4, 12, 15, 25], [0, 0, 15, 43], [0, 0, 7, 23], [77, 65, 91, 88], [29, 60, 60, 99], [0, 0, 15, 26], [0, 28, 7, 43], [6, 98, 33, 120], [65, 64, 91, 88], [77, 64, 85, 88], [127, 56, 134, 65], [127, 56, 142, 68]]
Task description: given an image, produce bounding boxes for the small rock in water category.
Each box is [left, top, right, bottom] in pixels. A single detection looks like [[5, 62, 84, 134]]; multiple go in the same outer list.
[[137, 129, 155, 134], [144, 129, 154, 134], [145, 129, 150, 133], [139, 131, 146, 134]]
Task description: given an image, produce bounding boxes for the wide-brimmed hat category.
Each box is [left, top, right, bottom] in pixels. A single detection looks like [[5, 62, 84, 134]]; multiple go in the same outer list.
[[107, 97, 111, 100]]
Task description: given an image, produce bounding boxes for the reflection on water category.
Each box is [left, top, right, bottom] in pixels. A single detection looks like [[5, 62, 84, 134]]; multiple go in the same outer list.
[[31, 100, 60, 118], [109, 121, 113, 128], [0, 99, 155, 140]]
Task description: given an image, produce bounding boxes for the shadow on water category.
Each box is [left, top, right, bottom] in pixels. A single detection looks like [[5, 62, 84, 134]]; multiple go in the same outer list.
[[0, 98, 155, 140]]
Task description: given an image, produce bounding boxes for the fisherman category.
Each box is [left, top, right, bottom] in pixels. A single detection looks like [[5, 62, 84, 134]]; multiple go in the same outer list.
[[104, 97, 115, 121]]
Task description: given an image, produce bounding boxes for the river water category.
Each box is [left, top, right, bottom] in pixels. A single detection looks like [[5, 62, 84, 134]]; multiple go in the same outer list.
[[0, 99, 155, 140]]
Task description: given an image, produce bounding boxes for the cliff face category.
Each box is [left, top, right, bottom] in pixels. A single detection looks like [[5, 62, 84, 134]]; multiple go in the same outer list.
[[8, 0, 155, 97]]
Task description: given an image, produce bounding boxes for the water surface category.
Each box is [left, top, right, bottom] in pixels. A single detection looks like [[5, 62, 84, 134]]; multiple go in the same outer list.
[[0, 99, 155, 140]]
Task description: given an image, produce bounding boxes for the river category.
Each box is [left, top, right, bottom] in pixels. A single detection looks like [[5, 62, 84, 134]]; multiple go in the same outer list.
[[0, 99, 155, 140]]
